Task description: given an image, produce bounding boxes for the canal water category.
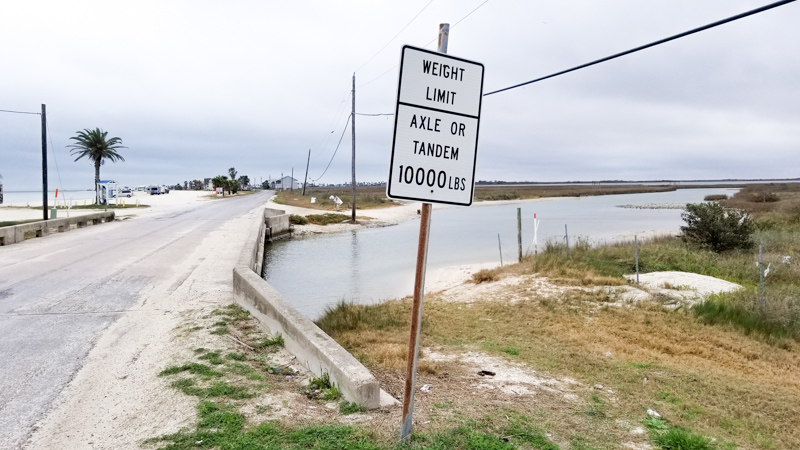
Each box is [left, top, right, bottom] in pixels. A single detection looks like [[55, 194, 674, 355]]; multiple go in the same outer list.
[[263, 188, 737, 318]]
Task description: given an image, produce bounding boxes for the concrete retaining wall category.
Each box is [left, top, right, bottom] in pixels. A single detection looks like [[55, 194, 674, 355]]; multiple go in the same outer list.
[[0, 211, 116, 246], [233, 207, 383, 409]]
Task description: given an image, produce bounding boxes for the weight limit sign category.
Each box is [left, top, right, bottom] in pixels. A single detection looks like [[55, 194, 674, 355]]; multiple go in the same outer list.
[[387, 45, 484, 206]]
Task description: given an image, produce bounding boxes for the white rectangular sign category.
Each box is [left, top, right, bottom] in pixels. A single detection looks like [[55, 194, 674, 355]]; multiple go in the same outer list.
[[387, 45, 484, 206]]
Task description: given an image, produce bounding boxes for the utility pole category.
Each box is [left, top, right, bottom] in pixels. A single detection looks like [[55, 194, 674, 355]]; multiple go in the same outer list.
[[302, 149, 311, 195], [351, 73, 357, 222], [41, 104, 48, 221]]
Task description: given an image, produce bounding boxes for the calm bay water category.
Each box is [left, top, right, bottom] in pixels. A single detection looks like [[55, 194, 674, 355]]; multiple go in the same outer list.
[[1, 190, 96, 206], [263, 188, 737, 318]]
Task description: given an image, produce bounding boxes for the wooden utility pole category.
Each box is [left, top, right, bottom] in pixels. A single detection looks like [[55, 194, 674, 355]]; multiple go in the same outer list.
[[302, 149, 311, 195], [351, 73, 357, 222], [41, 104, 48, 221]]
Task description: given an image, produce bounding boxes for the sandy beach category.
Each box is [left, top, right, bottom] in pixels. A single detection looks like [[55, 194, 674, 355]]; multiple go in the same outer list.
[[0, 190, 218, 223]]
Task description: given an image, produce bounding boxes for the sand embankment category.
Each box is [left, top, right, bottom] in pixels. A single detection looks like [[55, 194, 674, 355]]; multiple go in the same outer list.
[[0, 190, 217, 223]]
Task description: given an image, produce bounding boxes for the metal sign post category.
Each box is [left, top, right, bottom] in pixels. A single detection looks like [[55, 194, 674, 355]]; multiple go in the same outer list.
[[394, 23, 484, 439]]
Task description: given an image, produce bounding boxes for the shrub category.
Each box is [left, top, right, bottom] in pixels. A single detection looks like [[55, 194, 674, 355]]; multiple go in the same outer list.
[[751, 191, 779, 203], [305, 213, 349, 225], [703, 194, 727, 201], [289, 214, 308, 225], [680, 202, 754, 253], [472, 268, 499, 283]]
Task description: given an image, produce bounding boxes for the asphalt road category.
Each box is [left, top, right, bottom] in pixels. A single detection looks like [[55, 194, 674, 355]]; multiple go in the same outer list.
[[0, 191, 272, 449]]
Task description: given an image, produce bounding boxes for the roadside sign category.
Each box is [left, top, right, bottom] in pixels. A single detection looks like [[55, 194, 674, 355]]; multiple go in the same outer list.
[[387, 45, 484, 206]]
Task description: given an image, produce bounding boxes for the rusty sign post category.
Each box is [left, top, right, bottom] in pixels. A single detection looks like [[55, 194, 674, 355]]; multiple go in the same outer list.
[[389, 24, 484, 439]]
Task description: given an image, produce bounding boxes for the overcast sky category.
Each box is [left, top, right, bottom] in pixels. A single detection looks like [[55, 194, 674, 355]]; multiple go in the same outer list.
[[1, 0, 798, 192]]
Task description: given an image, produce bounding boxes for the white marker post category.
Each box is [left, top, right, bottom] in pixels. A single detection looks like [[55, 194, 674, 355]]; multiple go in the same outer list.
[[530, 213, 540, 255], [390, 24, 484, 439]]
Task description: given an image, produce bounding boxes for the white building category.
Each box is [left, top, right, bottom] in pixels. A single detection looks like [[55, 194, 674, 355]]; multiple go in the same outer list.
[[269, 176, 301, 191]]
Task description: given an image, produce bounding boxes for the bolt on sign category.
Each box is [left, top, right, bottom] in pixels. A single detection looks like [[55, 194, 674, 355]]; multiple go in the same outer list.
[[387, 45, 484, 206]]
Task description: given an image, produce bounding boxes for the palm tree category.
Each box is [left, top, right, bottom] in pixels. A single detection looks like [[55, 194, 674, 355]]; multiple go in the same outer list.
[[229, 167, 237, 181], [68, 128, 126, 203], [237, 175, 250, 190]]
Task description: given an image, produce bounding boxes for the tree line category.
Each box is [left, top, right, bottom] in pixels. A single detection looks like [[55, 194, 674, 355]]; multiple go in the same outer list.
[[170, 168, 251, 195]]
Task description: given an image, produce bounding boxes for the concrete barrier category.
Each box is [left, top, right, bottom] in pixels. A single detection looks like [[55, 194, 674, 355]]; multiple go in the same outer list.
[[233, 207, 388, 409], [0, 211, 115, 246]]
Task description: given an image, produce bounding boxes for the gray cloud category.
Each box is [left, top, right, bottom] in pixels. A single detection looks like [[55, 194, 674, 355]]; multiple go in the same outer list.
[[1, 0, 798, 193]]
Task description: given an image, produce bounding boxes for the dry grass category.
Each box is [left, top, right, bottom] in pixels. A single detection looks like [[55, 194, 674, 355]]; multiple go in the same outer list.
[[473, 183, 677, 201], [317, 278, 800, 449], [471, 268, 500, 284], [274, 186, 398, 211]]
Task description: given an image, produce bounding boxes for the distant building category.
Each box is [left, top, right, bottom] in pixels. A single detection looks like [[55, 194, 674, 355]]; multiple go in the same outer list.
[[204, 178, 213, 190], [270, 176, 301, 191]]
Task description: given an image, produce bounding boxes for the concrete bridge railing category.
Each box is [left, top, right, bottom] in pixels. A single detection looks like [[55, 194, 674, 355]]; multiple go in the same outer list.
[[0, 211, 116, 246], [232, 207, 387, 409]]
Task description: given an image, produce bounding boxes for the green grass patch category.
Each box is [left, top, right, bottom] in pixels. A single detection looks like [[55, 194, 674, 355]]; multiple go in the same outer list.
[[226, 352, 246, 361], [644, 416, 718, 450], [398, 417, 559, 450], [198, 351, 225, 365], [170, 378, 255, 399], [158, 363, 223, 379], [256, 334, 284, 349], [339, 401, 367, 415], [308, 372, 341, 401], [149, 401, 381, 450]]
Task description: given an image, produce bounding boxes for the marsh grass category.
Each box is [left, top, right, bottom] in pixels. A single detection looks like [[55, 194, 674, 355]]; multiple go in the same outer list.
[[473, 184, 677, 202], [694, 288, 800, 344], [304, 213, 350, 225], [274, 184, 679, 212], [314, 300, 441, 373], [274, 186, 396, 211], [515, 200, 800, 343]]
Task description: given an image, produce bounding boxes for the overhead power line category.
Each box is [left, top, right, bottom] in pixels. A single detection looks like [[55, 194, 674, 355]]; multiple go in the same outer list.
[[311, 113, 352, 182], [357, 0, 491, 89], [0, 109, 40, 115], [355, 0, 435, 74], [484, 0, 796, 96], [355, 112, 394, 116]]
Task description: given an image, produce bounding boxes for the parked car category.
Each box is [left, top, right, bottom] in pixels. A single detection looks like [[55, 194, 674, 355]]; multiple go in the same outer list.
[[150, 186, 159, 195], [118, 188, 133, 198]]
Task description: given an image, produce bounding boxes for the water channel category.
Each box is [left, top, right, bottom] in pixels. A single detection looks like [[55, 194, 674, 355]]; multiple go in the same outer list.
[[263, 187, 737, 319]]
